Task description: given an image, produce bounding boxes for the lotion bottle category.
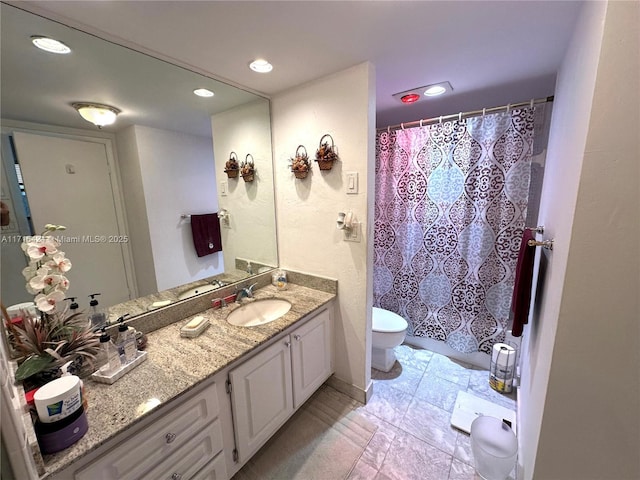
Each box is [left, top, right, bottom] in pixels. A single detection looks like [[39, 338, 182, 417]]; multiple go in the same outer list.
[[97, 327, 122, 374], [115, 315, 137, 364], [88, 293, 107, 328]]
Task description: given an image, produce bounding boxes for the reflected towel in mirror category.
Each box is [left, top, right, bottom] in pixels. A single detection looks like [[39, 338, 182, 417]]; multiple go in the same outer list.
[[190, 213, 222, 257]]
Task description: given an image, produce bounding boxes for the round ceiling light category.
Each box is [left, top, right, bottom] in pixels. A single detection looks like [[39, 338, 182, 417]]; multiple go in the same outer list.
[[401, 93, 421, 104], [31, 36, 71, 54], [72, 103, 120, 128], [424, 85, 447, 97], [193, 88, 215, 97], [249, 59, 273, 73]]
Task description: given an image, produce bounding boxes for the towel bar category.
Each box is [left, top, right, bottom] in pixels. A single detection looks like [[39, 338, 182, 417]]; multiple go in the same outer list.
[[527, 239, 553, 250], [526, 226, 544, 234]]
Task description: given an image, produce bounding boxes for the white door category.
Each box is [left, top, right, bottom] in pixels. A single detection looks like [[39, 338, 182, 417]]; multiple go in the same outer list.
[[12, 131, 132, 308], [291, 308, 333, 408], [229, 338, 293, 463]]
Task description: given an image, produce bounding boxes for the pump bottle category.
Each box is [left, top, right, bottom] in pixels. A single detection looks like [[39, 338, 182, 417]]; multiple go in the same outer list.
[[97, 327, 122, 374], [114, 315, 137, 363], [88, 293, 107, 328]]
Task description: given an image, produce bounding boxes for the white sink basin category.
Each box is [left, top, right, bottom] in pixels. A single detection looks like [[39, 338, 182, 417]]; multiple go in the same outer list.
[[177, 284, 217, 300], [227, 299, 292, 327]]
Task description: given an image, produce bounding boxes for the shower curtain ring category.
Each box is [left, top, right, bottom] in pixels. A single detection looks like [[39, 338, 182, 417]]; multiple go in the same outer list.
[[387, 126, 390, 133], [530, 98, 535, 109], [419, 119, 423, 127], [506, 103, 511, 113], [439, 116, 443, 124], [401, 123, 405, 130], [458, 112, 462, 122], [482, 108, 486, 118]]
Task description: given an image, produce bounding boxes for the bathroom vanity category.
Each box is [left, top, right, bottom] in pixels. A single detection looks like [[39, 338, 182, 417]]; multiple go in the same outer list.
[[38, 282, 335, 479]]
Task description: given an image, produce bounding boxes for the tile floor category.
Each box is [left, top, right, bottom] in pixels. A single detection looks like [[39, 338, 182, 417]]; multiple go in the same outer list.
[[347, 344, 517, 480]]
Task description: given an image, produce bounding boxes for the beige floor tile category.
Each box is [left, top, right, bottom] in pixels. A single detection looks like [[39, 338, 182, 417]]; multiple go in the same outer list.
[[394, 344, 434, 371], [378, 430, 453, 480], [372, 362, 425, 396], [414, 374, 467, 412], [398, 397, 458, 455], [425, 354, 472, 387], [348, 458, 380, 480], [361, 381, 413, 426]]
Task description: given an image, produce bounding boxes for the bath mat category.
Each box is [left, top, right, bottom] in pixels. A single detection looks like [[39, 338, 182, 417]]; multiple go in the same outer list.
[[232, 385, 377, 480], [450, 390, 517, 435]]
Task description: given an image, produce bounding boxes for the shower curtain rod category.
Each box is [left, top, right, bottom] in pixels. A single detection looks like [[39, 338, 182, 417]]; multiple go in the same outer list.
[[378, 95, 554, 132]]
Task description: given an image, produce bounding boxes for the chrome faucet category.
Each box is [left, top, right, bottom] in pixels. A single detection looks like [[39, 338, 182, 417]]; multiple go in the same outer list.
[[236, 283, 258, 303]]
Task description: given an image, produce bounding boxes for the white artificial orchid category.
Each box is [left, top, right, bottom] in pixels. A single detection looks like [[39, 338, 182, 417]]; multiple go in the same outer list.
[[20, 224, 72, 313], [25, 236, 59, 260], [34, 290, 65, 313], [49, 252, 72, 273]]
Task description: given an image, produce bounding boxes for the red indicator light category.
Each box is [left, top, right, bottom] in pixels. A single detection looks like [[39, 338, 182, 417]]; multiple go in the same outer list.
[[401, 93, 420, 104]]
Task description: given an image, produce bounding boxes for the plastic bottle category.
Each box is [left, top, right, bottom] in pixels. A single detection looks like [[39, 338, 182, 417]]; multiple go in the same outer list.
[[114, 315, 137, 364], [276, 270, 288, 291], [97, 327, 122, 375], [88, 293, 107, 329]]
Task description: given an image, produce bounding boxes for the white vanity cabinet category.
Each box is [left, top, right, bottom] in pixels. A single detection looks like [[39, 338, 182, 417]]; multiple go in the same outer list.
[[229, 307, 333, 465], [74, 382, 226, 480]]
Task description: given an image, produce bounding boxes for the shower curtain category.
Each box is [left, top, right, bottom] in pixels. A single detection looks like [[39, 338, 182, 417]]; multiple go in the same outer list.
[[374, 108, 535, 354]]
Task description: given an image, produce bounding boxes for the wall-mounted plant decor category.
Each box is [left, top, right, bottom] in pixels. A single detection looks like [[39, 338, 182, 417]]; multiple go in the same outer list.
[[241, 154, 255, 182], [290, 145, 311, 179], [224, 151, 239, 178], [315, 134, 339, 171]]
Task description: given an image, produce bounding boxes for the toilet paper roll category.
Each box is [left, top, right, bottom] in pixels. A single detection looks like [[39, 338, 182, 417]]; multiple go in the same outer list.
[[33, 376, 82, 424], [491, 343, 516, 367]]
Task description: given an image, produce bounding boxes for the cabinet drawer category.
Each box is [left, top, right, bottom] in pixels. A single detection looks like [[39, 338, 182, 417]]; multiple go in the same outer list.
[[76, 383, 219, 480], [192, 451, 228, 480], [144, 418, 223, 480]]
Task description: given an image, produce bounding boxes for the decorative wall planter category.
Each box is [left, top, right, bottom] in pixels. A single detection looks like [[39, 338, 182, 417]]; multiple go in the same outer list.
[[224, 151, 239, 178], [241, 154, 255, 182], [315, 134, 338, 171], [290, 145, 311, 179]]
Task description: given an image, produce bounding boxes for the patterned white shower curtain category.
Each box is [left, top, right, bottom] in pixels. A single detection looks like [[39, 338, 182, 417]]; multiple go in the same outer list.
[[374, 108, 535, 354]]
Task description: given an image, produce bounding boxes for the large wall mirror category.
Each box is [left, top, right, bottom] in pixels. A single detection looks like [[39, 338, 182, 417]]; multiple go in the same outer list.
[[0, 3, 278, 319]]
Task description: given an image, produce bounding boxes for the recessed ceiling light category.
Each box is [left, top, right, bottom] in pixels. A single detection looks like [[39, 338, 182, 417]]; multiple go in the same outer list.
[[249, 59, 273, 73], [424, 85, 447, 97], [193, 88, 214, 98], [401, 94, 421, 104], [31, 36, 71, 54]]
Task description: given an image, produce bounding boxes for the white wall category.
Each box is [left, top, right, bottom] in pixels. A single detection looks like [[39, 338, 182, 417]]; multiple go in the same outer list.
[[211, 99, 277, 271], [272, 63, 375, 395], [116, 126, 157, 295], [520, 1, 640, 478], [118, 125, 223, 292]]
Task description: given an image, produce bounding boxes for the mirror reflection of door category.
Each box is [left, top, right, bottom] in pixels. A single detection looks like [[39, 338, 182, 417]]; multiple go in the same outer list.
[[8, 131, 134, 307]]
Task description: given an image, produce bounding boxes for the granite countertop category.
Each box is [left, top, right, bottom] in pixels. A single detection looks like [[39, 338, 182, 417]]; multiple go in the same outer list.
[[41, 283, 335, 477]]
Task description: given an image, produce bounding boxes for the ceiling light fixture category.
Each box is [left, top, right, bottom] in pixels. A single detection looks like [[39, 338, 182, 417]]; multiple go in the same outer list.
[[424, 85, 447, 97], [392, 81, 453, 104], [72, 103, 120, 128], [249, 59, 273, 73], [193, 88, 215, 97], [31, 35, 71, 54]]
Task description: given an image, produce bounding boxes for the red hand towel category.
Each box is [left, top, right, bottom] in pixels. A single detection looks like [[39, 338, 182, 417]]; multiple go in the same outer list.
[[511, 229, 536, 337], [190, 213, 222, 257]]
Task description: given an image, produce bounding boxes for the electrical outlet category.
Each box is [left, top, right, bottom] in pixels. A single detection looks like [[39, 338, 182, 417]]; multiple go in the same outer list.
[[344, 222, 361, 242]]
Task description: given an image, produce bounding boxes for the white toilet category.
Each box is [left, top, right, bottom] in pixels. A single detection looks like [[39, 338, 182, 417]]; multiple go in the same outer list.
[[372, 307, 408, 372]]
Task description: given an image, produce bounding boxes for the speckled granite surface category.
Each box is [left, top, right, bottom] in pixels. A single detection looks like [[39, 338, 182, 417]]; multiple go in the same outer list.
[[40, 283, 335, 477]]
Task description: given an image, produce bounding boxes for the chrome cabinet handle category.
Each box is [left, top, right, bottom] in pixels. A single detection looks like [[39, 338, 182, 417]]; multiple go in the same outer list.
[[293, 334, 301, 341], [171, 473, 182, 480], [165, 432, 176, 444], [284, 341, 291, 347]]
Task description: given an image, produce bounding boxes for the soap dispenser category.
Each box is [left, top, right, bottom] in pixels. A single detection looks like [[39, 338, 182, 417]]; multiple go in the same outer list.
[[97, 327, 122, 375], [88, 293, 106, 328], [65, 297, 80, 315], [115, 315, 137, 364]]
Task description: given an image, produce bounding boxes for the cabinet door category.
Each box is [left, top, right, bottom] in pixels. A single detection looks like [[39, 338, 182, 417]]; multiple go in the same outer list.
[[229, 338, 293, 463], [291, 308, 333, 409]]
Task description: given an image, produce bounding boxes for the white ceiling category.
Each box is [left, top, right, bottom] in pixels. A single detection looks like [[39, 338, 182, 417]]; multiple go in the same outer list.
[[7, 1, 584, 129]]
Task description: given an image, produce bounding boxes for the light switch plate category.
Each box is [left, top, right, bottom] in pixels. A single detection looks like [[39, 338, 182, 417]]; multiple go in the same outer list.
[[220, 181, 228, 196], [346, 171, 358, 194], [344, 222, 361, 242]]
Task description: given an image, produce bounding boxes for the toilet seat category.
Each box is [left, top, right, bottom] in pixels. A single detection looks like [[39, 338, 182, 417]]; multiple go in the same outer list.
[[373, 307, 408, 333]]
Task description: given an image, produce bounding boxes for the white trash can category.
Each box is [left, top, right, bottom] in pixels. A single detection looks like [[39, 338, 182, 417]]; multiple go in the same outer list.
[[470, 416, 518, 480]]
